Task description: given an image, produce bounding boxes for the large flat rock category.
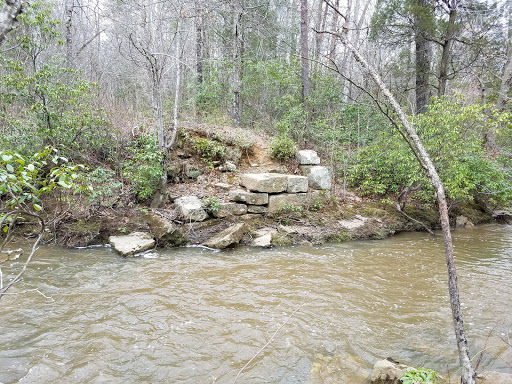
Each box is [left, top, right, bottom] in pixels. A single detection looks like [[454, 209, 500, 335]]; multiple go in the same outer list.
[[203, 223, 248, 249], [287, 175, 309, 193], [212, 202, 248, 218], [109, 232, 155, 257], [229, 189, 268, 205], [241, 173, 288, 193], [268, 193, 310, 213]]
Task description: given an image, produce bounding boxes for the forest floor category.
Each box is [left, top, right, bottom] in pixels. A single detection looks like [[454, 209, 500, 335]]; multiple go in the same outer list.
[[27, 123, 499, 249]]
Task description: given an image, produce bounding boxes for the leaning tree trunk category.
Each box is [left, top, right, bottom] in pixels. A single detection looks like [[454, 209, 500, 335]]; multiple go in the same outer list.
[[0, 0, 23, 45], [339, 33, 476, 384]]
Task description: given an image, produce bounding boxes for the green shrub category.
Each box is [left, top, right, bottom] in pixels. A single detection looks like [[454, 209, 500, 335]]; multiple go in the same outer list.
[[271, 134, 296, 160], [192, 137, 225, 167], [123, 135, 164, 201], [348, 97, 512, 203], [202, 196, 220, 214], [84, 168, 123, 208], [402, 368, 440, 384]]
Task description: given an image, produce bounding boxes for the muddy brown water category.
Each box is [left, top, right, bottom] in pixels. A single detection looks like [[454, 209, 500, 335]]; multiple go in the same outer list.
[[1, 224, 511, 383]]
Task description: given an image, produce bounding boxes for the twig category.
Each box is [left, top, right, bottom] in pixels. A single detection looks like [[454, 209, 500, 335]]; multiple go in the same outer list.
[[0, 232, 43, 299], [233, 295, 308, 384]]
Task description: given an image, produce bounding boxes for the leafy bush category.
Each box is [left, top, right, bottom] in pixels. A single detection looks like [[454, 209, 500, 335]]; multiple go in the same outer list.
[[0, 2, 113, 161], [84, 168, 123, 208], [271, 134, 296, 161], [0, 147, 86, 214], [202, 196, 220, 214], [402, 368, 440, 384], [192, 137, 225, 167], [123, 135, 164, 201], [348, 97, 512, 203]]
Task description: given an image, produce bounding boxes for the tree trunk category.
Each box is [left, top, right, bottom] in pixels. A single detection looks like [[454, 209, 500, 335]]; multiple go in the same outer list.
[[0, 0, 23, 45], [233, 6, 242, 126], [152, 76, 164, 149], [314, 0, 324, 61], [167, 19, 181, 150], [414, 0, 432, 114], [329, 0, 340, 63], [65, 0, 74, 63], [300, 0, 310, 104], [339, 32, 476, 384], [196, 7, 205, 85], [438, 0, 458, 97], [497, 0, 512, 111]]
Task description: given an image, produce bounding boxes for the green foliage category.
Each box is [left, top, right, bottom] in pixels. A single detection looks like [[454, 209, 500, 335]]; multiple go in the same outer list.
[[310, 198, 323, 211], [0, 147, 86, 214], [270, 134, 296, 161], [0, 2, 113, 160], [202, 196, 220, 214], [348, 97, 512, 203], [402, 368, 440, 384], [84, 168, 123, 208], [191, 137, 225, 167], [123, 135, 164, 201]]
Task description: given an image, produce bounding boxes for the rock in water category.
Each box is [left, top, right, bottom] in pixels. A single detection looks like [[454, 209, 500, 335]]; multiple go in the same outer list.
[[369, 359, 414, 384], [203, 223, 248, 249], [252, 232, 272, 247], [145, 213, 187, 246], [109, 232, 155, 257]]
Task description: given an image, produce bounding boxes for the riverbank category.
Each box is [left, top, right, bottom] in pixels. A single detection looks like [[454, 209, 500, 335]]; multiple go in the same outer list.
[[3, 123, 507, 251]]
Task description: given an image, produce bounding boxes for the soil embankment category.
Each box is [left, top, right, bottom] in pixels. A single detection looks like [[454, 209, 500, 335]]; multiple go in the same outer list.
[[20, 124, 498, 250]]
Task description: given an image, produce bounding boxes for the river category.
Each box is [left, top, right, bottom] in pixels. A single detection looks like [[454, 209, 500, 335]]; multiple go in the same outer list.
[[1, 224, 511, 383]]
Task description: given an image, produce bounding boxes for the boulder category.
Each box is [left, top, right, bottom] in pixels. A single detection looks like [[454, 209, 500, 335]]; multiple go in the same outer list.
[[301, 165, 332, 190], [247, 205, 268, 214], [369, 359, 413, 384], [240, 173, 288, 193], [145, 213, 187, 246], [175, 196, 209, 222], [212, 202, 248, 218], [268, 193, 310, 213], [252, 232, 272, 247], [109, 232, 155, 257], [296, 149, 321, 165], [219, 161, 237, 172], [203, 223, 249, 249], [229, 189, 269, 205], [456, 215, 474, 228], [287, 175, 309, 193]]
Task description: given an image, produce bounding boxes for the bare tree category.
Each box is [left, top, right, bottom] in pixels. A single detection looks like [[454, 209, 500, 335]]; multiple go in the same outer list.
[[0, 0, 23, 45]]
